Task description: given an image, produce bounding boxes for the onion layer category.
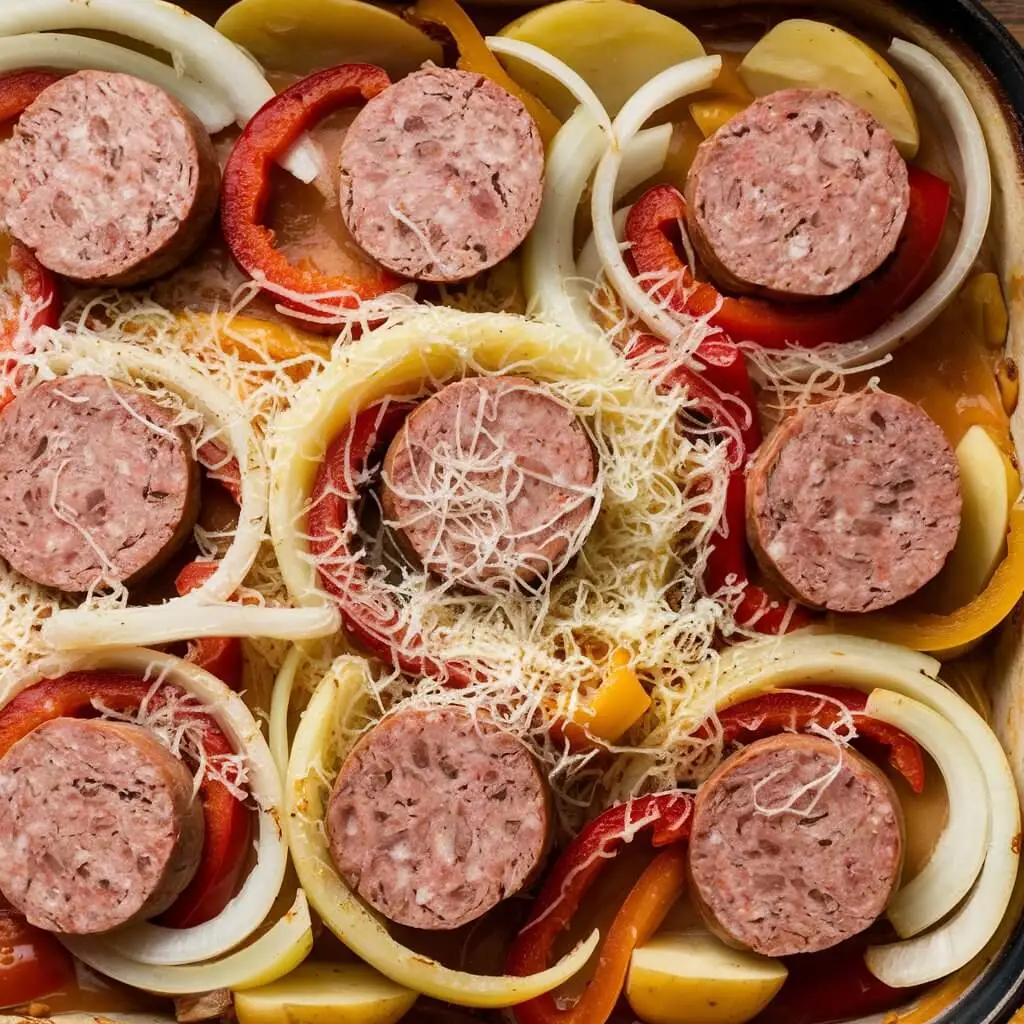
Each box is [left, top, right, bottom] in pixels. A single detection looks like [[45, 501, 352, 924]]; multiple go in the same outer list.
[[0, 0, 320, 181], [0, 33, 234, 132], [286, 658, 600, 1007], [4, 648, 289, 967]]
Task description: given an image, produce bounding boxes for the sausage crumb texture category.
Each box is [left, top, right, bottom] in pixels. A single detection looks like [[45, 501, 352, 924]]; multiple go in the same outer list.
[[326, 705, 550, 930], [689, 733, 905, 956], [0, 717, 205, 935], [381, 375, 598, 591], [746, 391, 962, 613], [0, 375, 200, 593], [685, 89, 910, 298], [338, 66, 545, 282], [0, 71, 221, 286]]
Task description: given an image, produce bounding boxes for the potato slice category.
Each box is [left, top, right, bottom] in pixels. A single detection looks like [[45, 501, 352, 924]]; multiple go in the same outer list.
[[930, 424, 1018, 613], [234, 962, 418, 1024], [738, 19, 919, 158], [215, 0, 442, 77], [497, 0, 705, 119], [626, 932, 788, 1024]]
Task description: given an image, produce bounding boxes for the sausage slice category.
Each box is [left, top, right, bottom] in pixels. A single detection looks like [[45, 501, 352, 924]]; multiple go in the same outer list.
[[0, 375, 200, 593], [380, 376, 598, 590], [746, 391, 961, 613], [685, 90, 909, 299], [0, 71, 220, 286], [689, 733, 904, 957], [326, 706, 550, 930], [339, 67, 544, 282], [0, 717, 204, 934]]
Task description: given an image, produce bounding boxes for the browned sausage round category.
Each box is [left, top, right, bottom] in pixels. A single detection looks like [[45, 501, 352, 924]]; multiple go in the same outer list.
[[380, 376, 598, 590], [325, 706, 550, 930], [339, 67, 544, 283], [0, 717, 204, 934], [0, 375, 200, 593], [684, 90, 909, 299], [746, 391, 961, 613], [689, 733, 904, 957], [0, 71, 220, 286]]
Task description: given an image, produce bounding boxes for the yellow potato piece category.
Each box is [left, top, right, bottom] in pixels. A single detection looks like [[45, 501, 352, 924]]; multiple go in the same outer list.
[[738, 19, 919, 159], [931, 425, 1019, 613], [235, 962, 418, 1024], [626, 932, 787, 1024], [498, 0, 705, 119], [216, 0, 442, 77]]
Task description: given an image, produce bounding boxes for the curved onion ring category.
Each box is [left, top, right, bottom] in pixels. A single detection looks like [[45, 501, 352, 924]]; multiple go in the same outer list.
[[865, 688, 988, 938], [0, 33, 234, 132], [3, 647, 288, 966], [62, 890, 312, 994], [710, 632, 1019, 989], [591, 56, 722, 347], [0, 0, 320, 181], [286, 657, 599, 1007], [32, 336, 338, 650]]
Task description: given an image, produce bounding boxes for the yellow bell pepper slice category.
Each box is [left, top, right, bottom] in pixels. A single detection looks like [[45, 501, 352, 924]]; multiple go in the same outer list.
[[832, 507, 1024, 653], [962, 272, 1009, 349], [567, 648, 652, 745], [689, 99, 747, 137], [413, 0, 561, 146]]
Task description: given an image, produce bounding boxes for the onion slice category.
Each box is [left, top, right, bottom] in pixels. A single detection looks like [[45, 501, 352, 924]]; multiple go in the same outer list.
[[0, 0, 320, 181], [0, 33, 234, 132], [5, 648, 289, 966], [30, 336, 338, 649], [486, 35, 611, 134], [865, 688, 989, 938], [711, 632, 1020, 989], [62, 890, 313, 995], [591, 56, 722, 346], [616, 123, 672, 201], [286, 658, 600, 1008], [270, 645, 304, 781]]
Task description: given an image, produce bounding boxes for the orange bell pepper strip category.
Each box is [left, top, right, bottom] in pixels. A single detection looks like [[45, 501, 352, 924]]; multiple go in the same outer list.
[[221, 65, 401, 331], [832, 506, 1024, 653], [507, 793, 692, 1024], [412, 0, 561, 146]]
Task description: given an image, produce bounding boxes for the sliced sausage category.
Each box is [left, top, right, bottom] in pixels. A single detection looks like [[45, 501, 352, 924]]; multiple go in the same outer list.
[[0, 71, 220, 286], [0, 375, 200, 593], [0, 717, 204, 935], [326, 706, 550, 930], [746, 391, 961, 613], [684, 90, 909, 299], [689, 733, 904, 957], [380, 376, 597, 590], [339, 67, 544, 283]]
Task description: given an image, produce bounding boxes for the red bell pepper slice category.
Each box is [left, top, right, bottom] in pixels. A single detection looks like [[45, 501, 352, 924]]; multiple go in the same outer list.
[[624, 331, 805, 634], [221, 65, 402, 330], [308, 400, 476, 685], [0, 671, 252, 929], [0, 69, 60, 124], [709, 685, 925, 793], [174, 558, 245, 693], [507, 793, 692, 1024], [0, 895, 76, 1010], [625, 168, 951, 349]]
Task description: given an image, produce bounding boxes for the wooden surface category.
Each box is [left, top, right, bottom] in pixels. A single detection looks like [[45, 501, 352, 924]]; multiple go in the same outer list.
[[985, 0, 1024, 43]]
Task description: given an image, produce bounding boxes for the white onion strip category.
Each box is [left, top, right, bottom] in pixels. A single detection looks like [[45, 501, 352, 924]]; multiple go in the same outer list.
[[5, 648, 289, 966], [524, 105, 608, 333], [62, 890, 313, 995], [825, 38, 992, 367], [712, 633, 1020, 989], [270, 645, 304, 781], [615, 123, 672, 201], [591, 56, 722, 345], [865, 688, 989, 938], [0, 33, 234, 132], [486, 35, 611, 134], [287, 661, 600, 1007], [578, 207, 630, 286], [0, 0, 320, 181]]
